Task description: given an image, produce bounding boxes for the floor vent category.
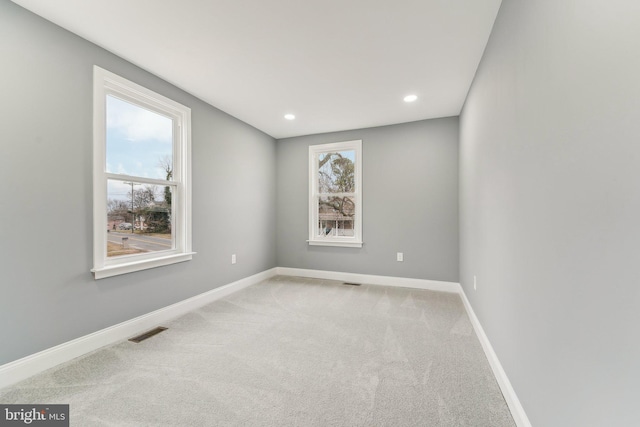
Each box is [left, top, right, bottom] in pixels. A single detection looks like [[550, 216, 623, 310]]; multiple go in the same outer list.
[[129, 327, 168, 343], [342, 282, 361, 286]]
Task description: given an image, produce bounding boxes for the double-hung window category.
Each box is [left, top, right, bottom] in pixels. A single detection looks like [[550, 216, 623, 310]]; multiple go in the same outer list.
[[309, 140, 362, 247], [92, 66, 193, 279]]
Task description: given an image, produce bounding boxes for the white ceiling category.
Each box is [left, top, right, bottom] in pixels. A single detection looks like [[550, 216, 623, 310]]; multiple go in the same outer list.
[[12, 0, 502, 139]]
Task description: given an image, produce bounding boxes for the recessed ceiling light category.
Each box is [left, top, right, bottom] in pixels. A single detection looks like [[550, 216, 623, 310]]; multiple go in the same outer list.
[[404, 94, 418, 103], [284, 114, 295, 120]]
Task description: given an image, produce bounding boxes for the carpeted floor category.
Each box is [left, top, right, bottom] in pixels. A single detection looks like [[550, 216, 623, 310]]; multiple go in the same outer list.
[[0, 276, 515, 426]]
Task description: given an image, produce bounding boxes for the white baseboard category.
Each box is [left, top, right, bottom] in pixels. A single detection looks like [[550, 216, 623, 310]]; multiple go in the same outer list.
[[458, 288, 531, 427], [0, 267, 278, 390], [276, 267, 461, 293]]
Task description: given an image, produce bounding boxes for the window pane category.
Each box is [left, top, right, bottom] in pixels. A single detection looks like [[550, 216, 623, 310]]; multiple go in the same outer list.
[[318, 150, 355, 193], [107, 179, 173, 257], [106, 95, 173, 180], [317, 195, 355, 237]]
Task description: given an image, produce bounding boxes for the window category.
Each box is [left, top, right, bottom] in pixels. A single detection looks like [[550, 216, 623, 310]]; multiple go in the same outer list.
[[92, 66, 193, 279], [309, 140, 362, 247]]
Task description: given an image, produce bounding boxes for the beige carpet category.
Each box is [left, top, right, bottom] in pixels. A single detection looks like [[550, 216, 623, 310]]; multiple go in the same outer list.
[[0, 276, 515, 426]]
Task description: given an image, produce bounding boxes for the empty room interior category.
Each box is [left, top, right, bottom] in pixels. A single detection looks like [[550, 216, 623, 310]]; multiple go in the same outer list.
[[1, 0, 638, 426]]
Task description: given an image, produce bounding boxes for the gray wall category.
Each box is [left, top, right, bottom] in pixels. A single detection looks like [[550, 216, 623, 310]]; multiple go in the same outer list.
[[460, 0, 640, 425], [0, 1, 276, 365], [277, 118, 459, 282]]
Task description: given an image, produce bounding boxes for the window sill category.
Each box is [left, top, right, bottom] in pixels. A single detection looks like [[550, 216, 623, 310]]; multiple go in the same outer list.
[[307, 240, 363, 248], [91, 252, 196, 279]]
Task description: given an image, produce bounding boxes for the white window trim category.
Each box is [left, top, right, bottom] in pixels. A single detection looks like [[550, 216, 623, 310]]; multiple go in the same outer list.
[[308, 140, 363, 248], [91, 66, 194, 279]]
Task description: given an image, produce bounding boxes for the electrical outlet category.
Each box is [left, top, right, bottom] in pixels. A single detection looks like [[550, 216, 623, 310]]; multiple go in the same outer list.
[[474, 275, 477, 291], [231, 254, 236, 264], [397, 252, 404, 262]]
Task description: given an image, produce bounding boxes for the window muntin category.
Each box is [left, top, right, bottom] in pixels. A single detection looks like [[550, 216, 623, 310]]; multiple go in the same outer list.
[[92, 66, 193, 279], [309, 140, 362, 247]]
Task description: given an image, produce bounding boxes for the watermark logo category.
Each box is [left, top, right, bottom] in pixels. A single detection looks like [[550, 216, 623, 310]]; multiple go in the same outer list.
[[1, 405, 68, 426]]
